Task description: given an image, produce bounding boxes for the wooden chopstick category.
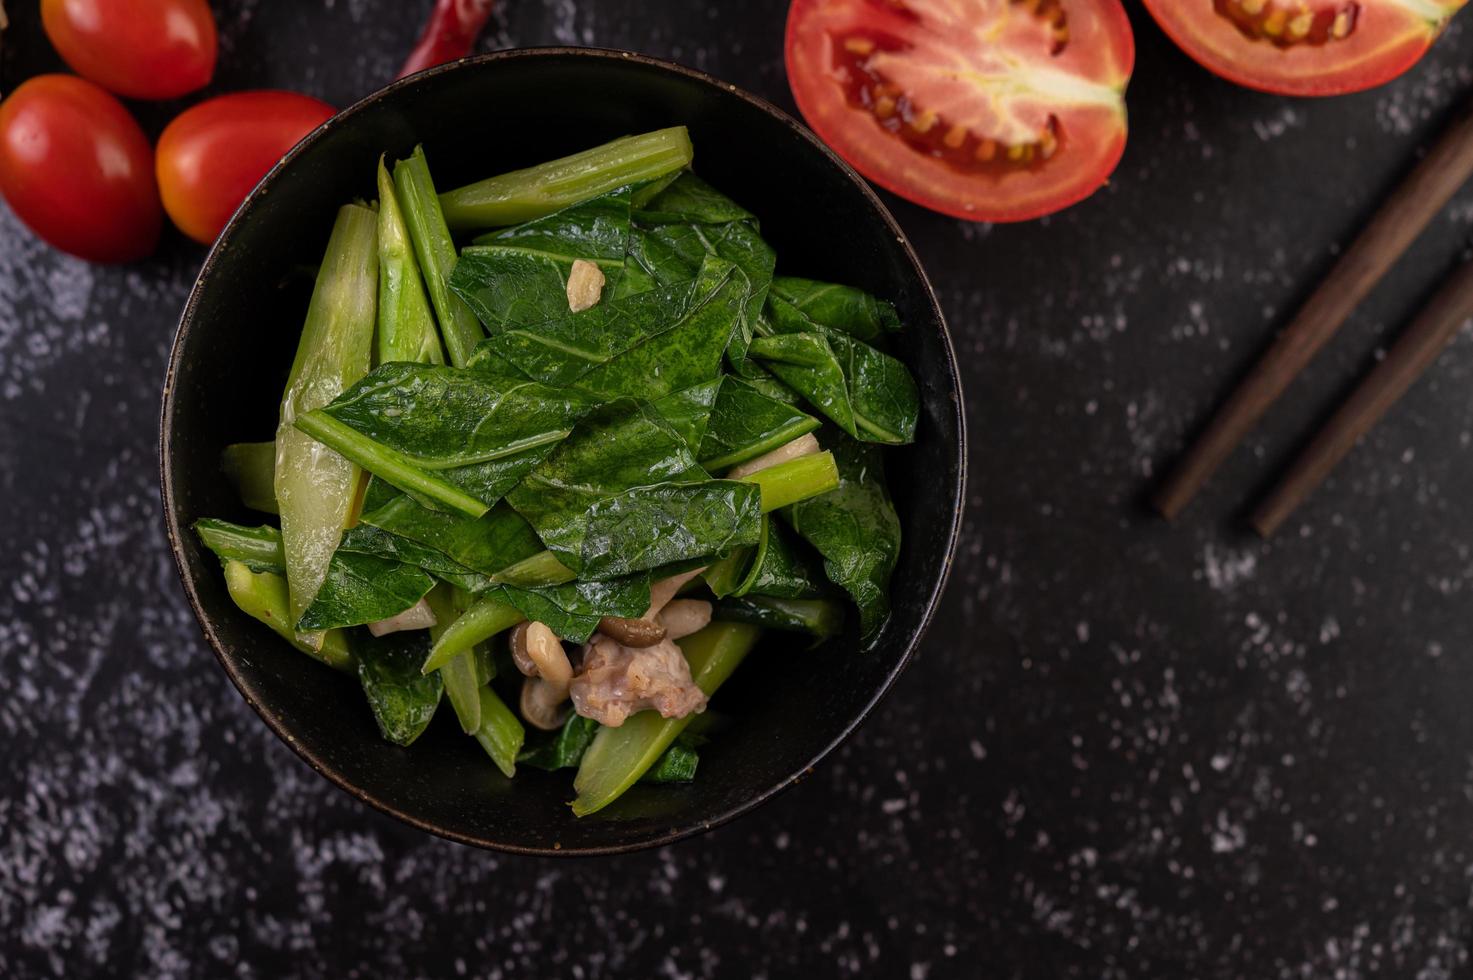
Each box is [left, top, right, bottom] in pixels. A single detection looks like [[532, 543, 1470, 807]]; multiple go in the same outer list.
[[1250, 257, 1473, 537], [1153, 94, 1473, 521]]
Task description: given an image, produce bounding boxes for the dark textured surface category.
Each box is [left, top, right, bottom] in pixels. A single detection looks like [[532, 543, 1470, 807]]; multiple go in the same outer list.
[[3, 2, 1473, 977]]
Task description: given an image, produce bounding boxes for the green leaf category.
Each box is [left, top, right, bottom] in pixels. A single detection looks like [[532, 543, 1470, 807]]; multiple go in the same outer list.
[[452, 186, 634, 333], [697, 376, 820, 472], [304, 362, 594, 511], [783, 435, 900, 643], [650, 378, 723, 457], [747, 331, 856, 437], [714, 595, 843, 641], [517, 714, 599, 770], [636, 171, 754, 225], [490, 573, 651, 643], [295, 526, 438, 632], [506, 399, 706, 575], [194, 519, 285, 574], [738, 516, 830, 599], [474, 256, 746, 401], [358, 478, 546, 578], [355, 629, 443, 746], [579, 481, 762, 580], [639, 733, 701, 784], [767, 276, 901, 343]]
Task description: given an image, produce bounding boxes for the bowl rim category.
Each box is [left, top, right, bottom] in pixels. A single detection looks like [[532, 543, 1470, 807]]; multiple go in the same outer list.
[[159, 45, 967, 857]]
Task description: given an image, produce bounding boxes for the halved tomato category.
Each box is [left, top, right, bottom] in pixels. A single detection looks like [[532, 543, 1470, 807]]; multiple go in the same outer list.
[[1141, 0, 1467, 97], [785, 0, 1135, 223]]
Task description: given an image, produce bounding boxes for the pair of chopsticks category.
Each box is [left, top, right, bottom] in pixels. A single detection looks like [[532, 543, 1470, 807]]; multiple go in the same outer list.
[[1153, 93, 1473, 537]]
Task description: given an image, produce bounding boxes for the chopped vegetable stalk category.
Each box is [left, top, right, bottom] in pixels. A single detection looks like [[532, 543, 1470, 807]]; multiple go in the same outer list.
[[739, 450, 839, 512], [222, 560, 352, 672], [571, 621, 761, 816], [393, 146, 484, 366], [195, 519, 285, 573], [473, 686, 525, 778], [293, 411, 490, 518], [714, 595, 843, 641], [439, 127, 694, 229], [275, 203, 378, 646], [425, 587, 481, 733], [491, 549, 576, 588], [375, 156, 445, 365], [221, 441, 278, 514], [422, 595, 523, 674]]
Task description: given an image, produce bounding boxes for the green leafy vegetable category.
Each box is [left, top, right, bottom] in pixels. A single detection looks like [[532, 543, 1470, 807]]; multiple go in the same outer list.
[[517, 714, 599, 770], [297, 362, 594, 516], [784, 435, 900, 642], [358, 479, 545, 578], [221, 441, 277, 515], [295, 526, 438, 632], [194, 519, 284, 574], [473, 255, 745, 401], [355, 629, 443, 746], [376, 156, 445, 365], [222, 561, 352, 672], [422, 595, 524, 674], [579, 481, 762, 580], [714, 595, 843, 641], [393, 146, 483, 367], [697, 377, 820, 472], [439, 127, 694, 230], [767, 276, 901, 343], [274, 203, 378, 645], [640, 733, 701, 784], [650, 378, 723, 457], [452, 186, 633, 332], [572, 621, 761, 816], [491, 574, 651, 643], [738, 517, 830, 599], [636, 171, 753, 225]]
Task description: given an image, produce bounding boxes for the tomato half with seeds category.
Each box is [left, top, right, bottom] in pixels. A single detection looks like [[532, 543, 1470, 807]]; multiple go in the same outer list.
[[785, 0, 1135, 223], [1141, 0, 1467, 97]]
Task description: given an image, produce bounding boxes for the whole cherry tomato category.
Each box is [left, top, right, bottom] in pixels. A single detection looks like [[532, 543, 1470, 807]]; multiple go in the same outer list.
[[156, 91, 336, 244], [0, 75, 162, 263], [41, 0, 218, 101]]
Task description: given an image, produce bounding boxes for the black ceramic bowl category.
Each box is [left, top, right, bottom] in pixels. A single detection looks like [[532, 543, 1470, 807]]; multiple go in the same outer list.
[[161, 48, 964, 855]]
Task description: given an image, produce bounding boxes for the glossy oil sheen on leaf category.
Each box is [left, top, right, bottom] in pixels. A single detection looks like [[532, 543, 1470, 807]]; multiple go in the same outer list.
[[490, 573, 651, 642], [738, 517, 830, 599], [649, 378, 724, 457], [451, 186, 634, 333], [317, 362, 594, 505], [295, 525, 439, 631], [636, 171, 754, 225], [358, 478, 546, 577], [783, 434, 900, 642], [697, 376, 820, 471], [767, 276, 900, 344], [579, 481, 762, 580]]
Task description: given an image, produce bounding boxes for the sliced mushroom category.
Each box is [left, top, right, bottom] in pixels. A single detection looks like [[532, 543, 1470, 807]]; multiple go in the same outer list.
[[725, 432, 821, 479], [509, 621, 573, 730], [566, 258, 606, 312], [657, 598, 712, 641], [595, 566, 709, 648], [366, 597, 437, 637]]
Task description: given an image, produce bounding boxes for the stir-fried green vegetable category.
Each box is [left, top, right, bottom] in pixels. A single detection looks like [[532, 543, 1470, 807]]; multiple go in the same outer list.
[[195, 129, 920, 816]]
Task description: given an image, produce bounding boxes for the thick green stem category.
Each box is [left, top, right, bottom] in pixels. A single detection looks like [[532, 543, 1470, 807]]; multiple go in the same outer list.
[[714, 596, 843, 641], [194, 519, 285, 571], [223, 561, 353, 672], [393, 146, 484, 367], [293, 411, 489, 518], [490, 549, 576, 588], [425, 586, 481, 733], [376, 156, 445, 365], [439, 127, 694, 230], [571, 621, 761, 816], [275, 203, 378, 647], [220, 441, 278, 515], [741, 451, 839, 512], [474, 686, 525, 778], [422, 595, 523, 674]]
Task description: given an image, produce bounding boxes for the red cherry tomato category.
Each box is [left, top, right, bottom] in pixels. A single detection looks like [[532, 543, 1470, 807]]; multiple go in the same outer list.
[[41, 0, 217, 101], [1141, 0, 1466, 97], [785, 0, 1134, 223], [156, 91, 336, 245], [0, 75, 162, 263]]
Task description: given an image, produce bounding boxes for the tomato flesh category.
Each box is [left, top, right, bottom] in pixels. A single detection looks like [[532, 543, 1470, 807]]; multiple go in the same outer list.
[[0, 75, 162, 263], [1142, 0, 1467, 96], [156, 91, 336, 245], [785, 0, 1135, 223], [42, 0, 217, 101]]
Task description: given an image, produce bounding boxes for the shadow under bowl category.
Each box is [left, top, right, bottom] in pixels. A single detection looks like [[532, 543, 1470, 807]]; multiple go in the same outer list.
[[160, 47, 966, 856]]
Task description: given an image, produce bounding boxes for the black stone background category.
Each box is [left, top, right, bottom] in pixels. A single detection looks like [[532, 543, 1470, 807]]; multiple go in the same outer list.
[[3, 2, 1473, 977]]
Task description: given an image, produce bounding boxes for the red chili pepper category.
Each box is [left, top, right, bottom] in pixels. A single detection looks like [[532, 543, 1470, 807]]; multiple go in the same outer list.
[[396, 0, 495, 79]]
